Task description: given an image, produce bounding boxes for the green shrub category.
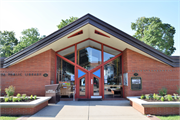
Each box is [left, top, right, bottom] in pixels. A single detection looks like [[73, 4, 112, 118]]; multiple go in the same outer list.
[[9, 96, 13, 101], [156, 95, 161, 100], [173, 93, 178, 100], [4, 97, 9, 102], [161, 97, 164, 101], [34, 95, 37, 100], [25, 96, 28, 101], [140, 94, 145, 99], [13, 98, 17, 102], [22, 94, 26, 100], [153, 93, 157, 100], [5, 85, 15, 96], [16, 93, 21, 97], [30, 95, 33, 100], [158, 87, 167, 96], [145, 94, 150, 100], [167, 94, 173, 101], [17, 97, 22, 102], [149, 94, 153, 99]]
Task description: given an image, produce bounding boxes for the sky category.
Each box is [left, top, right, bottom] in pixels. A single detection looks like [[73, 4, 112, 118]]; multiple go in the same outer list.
[[0, 0, 179, 56]]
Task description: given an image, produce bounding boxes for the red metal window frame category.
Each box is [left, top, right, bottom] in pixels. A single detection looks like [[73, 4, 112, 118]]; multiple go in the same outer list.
[[55, 38, 124, 99]]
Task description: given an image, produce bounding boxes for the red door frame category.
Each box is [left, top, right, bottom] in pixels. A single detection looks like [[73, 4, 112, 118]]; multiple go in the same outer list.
[[76, 66, 88, 99], [55, 38, 124, 99], [90, 66, 102, 98]]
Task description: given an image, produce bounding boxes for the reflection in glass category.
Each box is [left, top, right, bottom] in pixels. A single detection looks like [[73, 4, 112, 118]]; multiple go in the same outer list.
[[93, 77, 99, 96], [79, 77, 86, 96], [103, 45, 121, 62], [56, 56, 75, 99], [93, 69, 101, 78], [78, 47, 101, 71], [57, 46, 75, 62], [104, 56, 122, 98]]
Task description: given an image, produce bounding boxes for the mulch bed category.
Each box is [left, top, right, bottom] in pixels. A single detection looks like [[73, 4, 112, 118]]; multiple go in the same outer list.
[[0, 98, 38, 102]]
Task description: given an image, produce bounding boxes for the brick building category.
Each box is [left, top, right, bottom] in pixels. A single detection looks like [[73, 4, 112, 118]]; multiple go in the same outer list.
[[0, 14, 179, 100]]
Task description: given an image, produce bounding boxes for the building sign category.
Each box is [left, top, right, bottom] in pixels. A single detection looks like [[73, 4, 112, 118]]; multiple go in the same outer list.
[[0, 73, 42, 76], [131, 77, 142, 90], [123, 73, 128, 86]]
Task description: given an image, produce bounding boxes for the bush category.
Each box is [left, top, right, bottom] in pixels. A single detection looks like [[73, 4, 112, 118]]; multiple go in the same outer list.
[[153, 93, 157, 100], [17, 97, 22, 102], [161, 97, 164, 101], [173, 93, 178, 100], [158, 87, 167, 96], [5, 85, 15, 96], [25, 96, 28, 101], [16, 93, 21, 97], [156, 95, 161, 100], [149, 94, 153, 99], [34, 95, 37, 100], [145, 94, 150, 100], [140, 94, 145, 99], [167, 94, 173, 101], [9, 96, 13, 101], [4, 97, 9, 102], [30, 95, 33, 100], [22, 94, 26, 100], [13, 98, 18, 102]]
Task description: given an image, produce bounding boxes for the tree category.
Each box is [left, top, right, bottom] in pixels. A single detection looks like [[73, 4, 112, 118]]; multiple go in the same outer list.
[[57, 16, 78, 29], [13, 28, 44, 53], [0, 31, 18, 57], [131, 17, 176, 56]]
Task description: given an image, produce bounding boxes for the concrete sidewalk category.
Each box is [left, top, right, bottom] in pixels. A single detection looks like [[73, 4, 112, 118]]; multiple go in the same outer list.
[[26, 100, 150, 120]]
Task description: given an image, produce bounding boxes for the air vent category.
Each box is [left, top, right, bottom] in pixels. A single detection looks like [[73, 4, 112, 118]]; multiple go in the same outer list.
[[95, 30, 110, 38], [68, 30, 83, 38]]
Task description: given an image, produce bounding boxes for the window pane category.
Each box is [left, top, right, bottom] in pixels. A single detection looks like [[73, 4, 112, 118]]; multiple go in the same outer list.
[[56, 56, 75, 99], [103, 45, 121, 62], [58, 46, 75, 62], [77, 40, 101, 71], [79, 77, 86, 96], [93, 77, 99, 96], [104, 56, 122, 98]]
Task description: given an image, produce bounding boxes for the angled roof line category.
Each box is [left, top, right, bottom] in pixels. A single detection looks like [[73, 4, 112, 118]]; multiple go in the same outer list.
[[2, 13, 179, 68]]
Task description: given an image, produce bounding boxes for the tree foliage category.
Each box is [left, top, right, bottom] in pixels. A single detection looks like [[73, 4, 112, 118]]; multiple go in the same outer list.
[[0, 31, 18, 57], [57, 16, 78, 29], [131, 17, 176, 56], [13, 28, 44, 53]]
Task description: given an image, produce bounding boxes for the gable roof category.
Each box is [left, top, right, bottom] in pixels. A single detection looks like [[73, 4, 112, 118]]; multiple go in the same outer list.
[[1, 13, 179, 68]]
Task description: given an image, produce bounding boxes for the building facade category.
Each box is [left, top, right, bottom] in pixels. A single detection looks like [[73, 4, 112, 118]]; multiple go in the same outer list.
[[0, 14, 179, 100]]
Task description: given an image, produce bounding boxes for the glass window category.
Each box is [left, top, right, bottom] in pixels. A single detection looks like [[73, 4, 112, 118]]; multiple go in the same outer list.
[[56, 56, 75, 99], [77, 40, 102, 71], [104, 56, 122, 98], [103, 45, 121, 62], [57, 46, 75, 62], [79, 77, 86, 96]]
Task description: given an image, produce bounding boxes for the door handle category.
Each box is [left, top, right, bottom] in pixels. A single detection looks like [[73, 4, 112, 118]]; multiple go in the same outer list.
[[91, 79, 93, 84]]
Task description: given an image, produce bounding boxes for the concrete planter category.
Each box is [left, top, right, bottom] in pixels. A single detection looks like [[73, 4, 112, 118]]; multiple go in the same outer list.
[[0, 97, 51, 115], [127, 96, 180, 115]]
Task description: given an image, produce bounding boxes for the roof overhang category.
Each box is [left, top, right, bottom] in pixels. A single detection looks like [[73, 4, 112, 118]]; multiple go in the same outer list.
[[2, 14, 179, 68]]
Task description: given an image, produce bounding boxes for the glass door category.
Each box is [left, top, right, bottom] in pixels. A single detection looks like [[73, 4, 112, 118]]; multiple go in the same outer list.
[[90, 68, 102, 99], [76, 68, 88, 98]]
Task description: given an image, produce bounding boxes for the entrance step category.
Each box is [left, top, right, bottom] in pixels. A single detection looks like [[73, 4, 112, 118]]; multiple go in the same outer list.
[[78, 99, 102, 101]]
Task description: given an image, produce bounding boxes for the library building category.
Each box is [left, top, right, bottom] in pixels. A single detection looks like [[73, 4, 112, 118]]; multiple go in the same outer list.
[[0, 14, 179, 100]]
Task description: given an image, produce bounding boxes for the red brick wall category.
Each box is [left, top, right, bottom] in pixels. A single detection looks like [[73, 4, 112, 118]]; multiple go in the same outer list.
[[1, 100, 48, 115], [123, 49, 180, 97], [0, 49, 56, 96]]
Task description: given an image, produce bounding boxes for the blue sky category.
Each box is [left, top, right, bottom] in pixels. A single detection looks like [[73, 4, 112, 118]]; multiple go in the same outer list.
[[0, 0, 179, 56]]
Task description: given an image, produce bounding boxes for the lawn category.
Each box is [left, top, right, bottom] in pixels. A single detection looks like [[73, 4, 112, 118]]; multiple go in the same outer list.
[[0, 116, 20, 120], [157, 115, 180, 120]]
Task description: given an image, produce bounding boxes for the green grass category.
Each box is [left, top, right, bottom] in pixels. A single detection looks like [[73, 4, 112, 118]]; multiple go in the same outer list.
[[157, 115, 180, 120], [0, 116, 20, 120]]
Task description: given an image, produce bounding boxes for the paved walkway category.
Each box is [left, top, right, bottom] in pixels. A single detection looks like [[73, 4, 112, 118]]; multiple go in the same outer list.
[[26, 100, 150, 120]]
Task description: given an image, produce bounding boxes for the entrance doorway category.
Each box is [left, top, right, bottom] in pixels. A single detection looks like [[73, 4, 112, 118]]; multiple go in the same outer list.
[[56, 39, 123, 100]]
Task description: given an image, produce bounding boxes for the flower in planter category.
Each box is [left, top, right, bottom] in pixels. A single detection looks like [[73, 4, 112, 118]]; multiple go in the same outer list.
[[22, 94, 26, 100], [9, 96, 13, 101], [173, 93, 178, 100], [4, 97, 9, 102], [153, 93, 157, 100], [30, 95, 33, 100], [17, 97, 22, 102], [5, 85, 15, 97], [34, 95, 37, 100], [156, 95, 161, 101], [167, 94, 173, 101], [158, 87, 167, 96], [140, 94, 145, 99], [161, 97, 164, 101], [145, 94, 150, 100], [16, 93, 21, 97], [13, 98, 18, 102]]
